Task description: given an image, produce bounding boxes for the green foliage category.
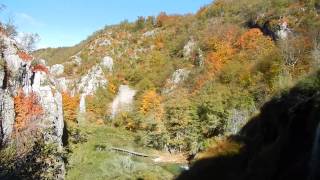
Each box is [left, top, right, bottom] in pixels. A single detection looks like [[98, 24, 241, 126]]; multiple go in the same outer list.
[[33, 45, 84, 66], [0, 138, 64, 180], [66, 125, 176, 180], [33, 0, 320, 159], [86, 86, 114, 120]]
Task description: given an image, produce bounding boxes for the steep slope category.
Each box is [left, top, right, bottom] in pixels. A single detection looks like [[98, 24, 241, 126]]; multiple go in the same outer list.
[[178, 70, 320, 180]]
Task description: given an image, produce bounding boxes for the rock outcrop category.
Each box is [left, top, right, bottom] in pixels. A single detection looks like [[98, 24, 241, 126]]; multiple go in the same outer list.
[[77, 65, 108, 96], [50, 64, 64, 76], [101, 56, 113, 72], [163, 68, 190, 93], [76, 64, 108, 113], [0, 32, 65, 178]]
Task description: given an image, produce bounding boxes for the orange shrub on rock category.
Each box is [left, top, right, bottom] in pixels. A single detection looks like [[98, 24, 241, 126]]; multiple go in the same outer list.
[[17, 51, 33, 62], [32, 64, 49, 74], [14, 90, 43, 131]]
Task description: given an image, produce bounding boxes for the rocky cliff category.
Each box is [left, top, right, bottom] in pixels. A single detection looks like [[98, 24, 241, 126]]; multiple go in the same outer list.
[[0, 29, 65, 179]]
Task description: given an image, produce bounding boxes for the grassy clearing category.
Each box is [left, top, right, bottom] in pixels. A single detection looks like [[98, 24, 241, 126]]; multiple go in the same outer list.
[[65, 124, 183, 180]]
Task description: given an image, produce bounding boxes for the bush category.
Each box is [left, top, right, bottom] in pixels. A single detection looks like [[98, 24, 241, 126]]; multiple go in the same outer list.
[[14, 90, 43, 131], [0, 137, 64, 180], [62, 92, 79, 123]]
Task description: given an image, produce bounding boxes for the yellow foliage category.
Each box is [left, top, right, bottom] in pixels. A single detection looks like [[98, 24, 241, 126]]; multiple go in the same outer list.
[[62, 92, 79, 123], [108, 82, 117, 95], [155, 35, 164, 50], [139, 90, 163, 118], [196, 138, 243, 160]]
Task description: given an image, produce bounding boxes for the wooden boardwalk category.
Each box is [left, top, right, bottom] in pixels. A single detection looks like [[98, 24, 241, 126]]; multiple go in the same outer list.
[[110, 147, 154, 158]]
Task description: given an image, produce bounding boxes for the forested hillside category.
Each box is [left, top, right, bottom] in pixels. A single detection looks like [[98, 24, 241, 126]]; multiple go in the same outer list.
[[1, 0, 320, 179]]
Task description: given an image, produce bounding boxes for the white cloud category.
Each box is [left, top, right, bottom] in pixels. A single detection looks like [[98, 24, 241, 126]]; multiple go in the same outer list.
[[16, 12, 44, 27]]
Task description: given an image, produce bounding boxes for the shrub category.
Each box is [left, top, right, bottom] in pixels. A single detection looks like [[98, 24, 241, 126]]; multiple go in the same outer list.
[[86, 86, 114, 120], [0, 138, 64, 180], [14, 90, 43, 131], [237, 28, 274, 53], [62, 92, 79, 123], [139, 90, 162, 116], [32, 64, 49, 74], [17, 51, 33, 61]]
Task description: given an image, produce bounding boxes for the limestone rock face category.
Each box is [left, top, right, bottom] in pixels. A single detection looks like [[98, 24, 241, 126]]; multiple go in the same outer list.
[[183, 39, 204, 66], [183, 39, 196, 58], [70, 54, 82, 65], [0, 66, 4, 88], [76, 65, 108, 113], [0, 34, 33, 141], [32, 71, 64, 147], [54, 77, 68, 92], [143, 29, 158, 37], [50, 64, 64, 76], [97, 39, 111, 46], [101, 56, 113, 72], [170, 69, 190, 85], [0, 33, 65, 178], [163, 68, 190, 93], [77, 65, 108, 96], [276, 21, 292, 39], [0, 91, 15, 143]]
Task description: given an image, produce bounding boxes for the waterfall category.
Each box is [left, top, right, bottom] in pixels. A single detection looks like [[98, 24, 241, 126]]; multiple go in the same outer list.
[[110, 85, 136, 118], [79, 94, 86, 113]]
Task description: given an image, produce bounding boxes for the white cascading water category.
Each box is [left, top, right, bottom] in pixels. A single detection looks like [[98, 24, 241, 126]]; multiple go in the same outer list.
[[79, 94, 86, 113], [110, 85, 136, 118]]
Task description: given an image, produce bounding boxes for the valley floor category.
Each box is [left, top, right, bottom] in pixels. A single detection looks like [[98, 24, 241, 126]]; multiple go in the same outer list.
[[65, 124, 187, 180]]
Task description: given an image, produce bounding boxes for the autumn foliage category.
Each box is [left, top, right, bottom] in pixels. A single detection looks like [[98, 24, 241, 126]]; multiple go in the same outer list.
[[207, 40, 235, 72], [14, 90, 43, 131], [18, 51, 33, 61], [237, 28, 274, 52], [32, 64, 49, 74], [62, 92, 79, 123], [139, 90, 162, 116], [155, 12, 181, 27]]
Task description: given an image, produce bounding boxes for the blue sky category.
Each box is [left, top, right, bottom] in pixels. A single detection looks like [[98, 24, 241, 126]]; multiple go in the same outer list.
[[0, 0, 212, 49]]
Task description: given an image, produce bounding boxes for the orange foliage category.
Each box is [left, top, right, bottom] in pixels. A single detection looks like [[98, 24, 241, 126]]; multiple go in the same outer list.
[[17, 51, 33, 62], [139, 90, 163, 117], [155, 35, 165, 50], [237, 28, 273, 50], [156, 12, 169, 27], [206, 40, 235, 73], [108, 82, 117, 95], [193, 75, 211, 92], [32, 64, 49, 74], [155, 12, 180, 27], [62, 92, 80, 123], [14, 90, 43, 131], [192, 38, 236, 92]]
